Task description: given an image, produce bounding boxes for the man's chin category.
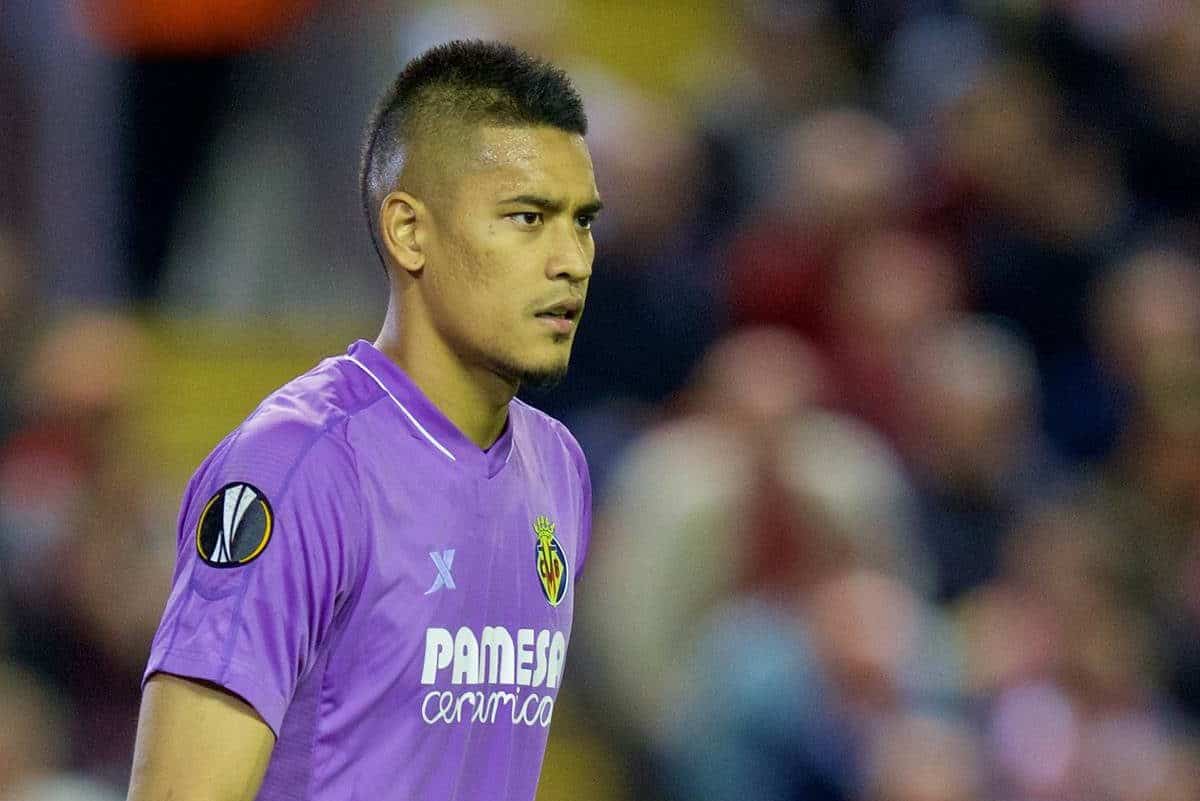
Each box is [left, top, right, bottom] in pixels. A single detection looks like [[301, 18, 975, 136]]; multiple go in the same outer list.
[[516, 362, 570, 391], [493, 354, 570, 391], [487, 339, 575, 391]]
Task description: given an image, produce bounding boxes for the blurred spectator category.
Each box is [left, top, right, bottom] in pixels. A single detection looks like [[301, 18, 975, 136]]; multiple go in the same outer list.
[[1090, 247, 1200, 725], [581, 415, 757, 746], [664, 568, 960, 801], [777, 411, 932, 596], [825, 228, 965, 442], [3, 0, 125, 302], [688, 328, 835, 591], [0, 311, 148, 597], [722, 109, 915, 346], [74, 0, 323, 300], [900, 317, 1062, 602], [77, 0, 317, 55], [1117, 6, 1200, 219], [953, 488, 1200, 801], [881, 13, 994, 141], [860, 712, 983, 801], [1089, 248, 1200, 609], [937, 62, 1130, 459], [687, 327, 832, 442], [695, 1, 858, 216], [0, 662, 122, 801], [583, 327, 949, 799], [579, 329, 823, 751], [0, 310, 171, 784]]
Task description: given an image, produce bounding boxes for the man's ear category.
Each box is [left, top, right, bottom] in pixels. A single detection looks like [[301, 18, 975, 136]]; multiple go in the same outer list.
[[380, 191, 427, 276]]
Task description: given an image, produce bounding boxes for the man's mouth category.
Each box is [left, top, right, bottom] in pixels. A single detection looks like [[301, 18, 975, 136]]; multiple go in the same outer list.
[[535, 308, 578, 321], [535, 299, 582, 333]]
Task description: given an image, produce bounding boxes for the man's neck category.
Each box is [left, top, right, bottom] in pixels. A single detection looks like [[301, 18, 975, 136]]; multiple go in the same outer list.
[[374, 314, 515, 450]]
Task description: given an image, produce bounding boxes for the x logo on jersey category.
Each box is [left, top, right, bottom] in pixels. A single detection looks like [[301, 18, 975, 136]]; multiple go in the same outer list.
[[424, 549, 456, 595]]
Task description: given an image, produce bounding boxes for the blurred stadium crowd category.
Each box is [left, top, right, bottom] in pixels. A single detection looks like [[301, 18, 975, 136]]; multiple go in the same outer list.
[[2, 1, 1200, 800]]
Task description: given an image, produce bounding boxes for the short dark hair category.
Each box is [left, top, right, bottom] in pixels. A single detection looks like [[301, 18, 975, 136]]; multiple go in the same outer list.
[[359, 40, 588, 271]]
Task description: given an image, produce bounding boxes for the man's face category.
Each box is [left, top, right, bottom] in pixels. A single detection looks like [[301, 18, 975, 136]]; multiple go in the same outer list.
[[421, 125, 600, 387]]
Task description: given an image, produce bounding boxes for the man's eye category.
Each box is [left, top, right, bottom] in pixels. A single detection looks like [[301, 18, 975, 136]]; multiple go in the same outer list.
[[576, 214, 595, 230], [511, 212, 542, 227]]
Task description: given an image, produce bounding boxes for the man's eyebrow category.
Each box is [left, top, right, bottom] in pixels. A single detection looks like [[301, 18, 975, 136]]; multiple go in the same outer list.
[[499, 194, 563, 212], [499, 195, 604, 216], [577, 199, 604, 217]]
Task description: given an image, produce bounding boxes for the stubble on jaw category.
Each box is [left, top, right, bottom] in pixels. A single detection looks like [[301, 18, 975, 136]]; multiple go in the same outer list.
[[516, 362, 570, 391], [489, 343, 572, 391]]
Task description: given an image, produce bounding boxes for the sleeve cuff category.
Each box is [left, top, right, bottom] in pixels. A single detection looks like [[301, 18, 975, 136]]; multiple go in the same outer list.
[[143, 649, 289, 737]]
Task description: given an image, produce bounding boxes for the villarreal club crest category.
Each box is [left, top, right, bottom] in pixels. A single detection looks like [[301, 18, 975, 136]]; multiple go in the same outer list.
[[533, 515, 568, 606]]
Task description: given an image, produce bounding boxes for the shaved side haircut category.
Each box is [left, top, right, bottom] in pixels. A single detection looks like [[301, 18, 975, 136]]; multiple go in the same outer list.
[[360, 40, 589, 272]]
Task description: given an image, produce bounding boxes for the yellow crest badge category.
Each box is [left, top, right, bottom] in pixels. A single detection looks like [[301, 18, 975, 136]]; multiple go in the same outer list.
[[533, 515, 569, 606]]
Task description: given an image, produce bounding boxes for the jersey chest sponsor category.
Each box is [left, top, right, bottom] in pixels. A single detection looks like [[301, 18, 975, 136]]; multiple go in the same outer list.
[[418, 625, 567, 728]]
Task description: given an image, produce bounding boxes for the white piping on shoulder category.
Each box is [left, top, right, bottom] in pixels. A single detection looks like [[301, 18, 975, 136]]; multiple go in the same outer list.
[[343, 355, 457, 462]]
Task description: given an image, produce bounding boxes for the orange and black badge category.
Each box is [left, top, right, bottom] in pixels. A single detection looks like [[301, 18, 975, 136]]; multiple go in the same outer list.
[[532, 515, 568, 606], [196, 482, 274, 568]]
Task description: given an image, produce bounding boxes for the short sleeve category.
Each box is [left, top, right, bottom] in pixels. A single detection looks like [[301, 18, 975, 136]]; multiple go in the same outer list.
[[143, 424, 363, 735]]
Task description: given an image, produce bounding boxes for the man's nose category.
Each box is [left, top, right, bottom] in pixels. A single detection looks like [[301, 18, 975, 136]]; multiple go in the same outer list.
[[547, 226, 592, 282]]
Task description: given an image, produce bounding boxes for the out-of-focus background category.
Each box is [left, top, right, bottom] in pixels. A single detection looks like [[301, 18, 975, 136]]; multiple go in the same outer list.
[[2, 0, 1200, 799]]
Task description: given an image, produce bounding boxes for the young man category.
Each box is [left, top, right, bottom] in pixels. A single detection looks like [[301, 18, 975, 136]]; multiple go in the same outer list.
[[126, 40, 600, 801]]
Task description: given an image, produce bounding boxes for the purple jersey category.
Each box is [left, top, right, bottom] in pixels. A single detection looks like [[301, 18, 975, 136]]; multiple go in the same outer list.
[[144, 339, 592, 800]]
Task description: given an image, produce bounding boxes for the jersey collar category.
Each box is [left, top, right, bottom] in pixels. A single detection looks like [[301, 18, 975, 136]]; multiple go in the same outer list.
[[345, 340, 514, 477]]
